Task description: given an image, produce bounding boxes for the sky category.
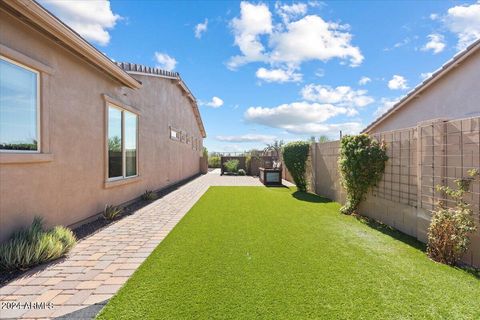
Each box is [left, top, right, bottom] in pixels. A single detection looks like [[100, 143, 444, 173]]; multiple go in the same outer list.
[[39, 0, 480, 152]]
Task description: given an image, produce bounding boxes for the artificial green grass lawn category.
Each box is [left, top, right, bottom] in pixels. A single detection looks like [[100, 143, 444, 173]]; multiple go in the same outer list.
[[97, 187, 480, 319]]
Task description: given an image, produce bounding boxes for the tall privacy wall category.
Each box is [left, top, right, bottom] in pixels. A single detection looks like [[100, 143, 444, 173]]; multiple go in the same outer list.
[[310, 117, 480, 267]]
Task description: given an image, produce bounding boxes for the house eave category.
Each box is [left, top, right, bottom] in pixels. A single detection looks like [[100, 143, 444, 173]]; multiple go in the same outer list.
[[2, 0, 141, 89], [362, 38, 480, 134]]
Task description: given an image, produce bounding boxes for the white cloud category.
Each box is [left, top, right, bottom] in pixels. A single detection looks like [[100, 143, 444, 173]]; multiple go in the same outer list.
[[269, 15, 363, 67], [420, 72, 433, 80], [216, 134, 276, 143], [245, 102, 348, 128], [444, 1, 480, 49], [315, 68, 325, 77], [281, 122, 363, 135], [388, 75, 409, 90], [358, 76, 371, 85], [430, 13, 439, 21], [421, 33, 446, 54], [301, 84, 374, 108], [201, 96, 224, 108], [154, 52, 177, 71], [374, 97, 400, 118], [384, 37, 410, 51], [228, 2, 273, 69], [256, 67, 302, 83], [39, 0, 120, 46], [194, 19, 208, 39], [244, 101, 361, 135], [275, 2, 308, 23], [228, 2, 363, 69]]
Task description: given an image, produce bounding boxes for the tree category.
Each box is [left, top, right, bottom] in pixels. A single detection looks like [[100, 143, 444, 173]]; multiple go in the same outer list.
[[318, 135, 330, 143], [264, 140, 284, 158]]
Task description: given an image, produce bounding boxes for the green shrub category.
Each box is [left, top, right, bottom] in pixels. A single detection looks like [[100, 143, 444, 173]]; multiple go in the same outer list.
[[282, 141, 310, 192], [238, 169, 246, 176], [141, 190, 157, 201], [208, 156, 221, 168], [338, 135, 388, 215], [0, 217, 76, 271], [427, 169, 479, 265], [224, 159, 239, 173], [103, 205, 123, 221]]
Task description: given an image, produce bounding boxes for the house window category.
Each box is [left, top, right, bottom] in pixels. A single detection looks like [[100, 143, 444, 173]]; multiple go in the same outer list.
[[170, 127, 179, 140], [107, 104, 138, 179], [0, 56, 39, 152]]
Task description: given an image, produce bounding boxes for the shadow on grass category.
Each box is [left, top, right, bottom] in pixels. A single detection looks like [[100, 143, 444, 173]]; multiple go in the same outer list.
[[292, 191, 332, 203], [354, 215, 426, 251], [354, 214, 480, 279]]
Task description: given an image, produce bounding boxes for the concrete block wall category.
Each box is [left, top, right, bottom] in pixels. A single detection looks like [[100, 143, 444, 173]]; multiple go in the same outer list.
[[310, 116, 480, 267]]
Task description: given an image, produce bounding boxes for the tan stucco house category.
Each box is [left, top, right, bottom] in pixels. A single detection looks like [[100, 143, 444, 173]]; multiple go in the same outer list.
[[363, 38, 480, 134], [0, 0, 206, 241]]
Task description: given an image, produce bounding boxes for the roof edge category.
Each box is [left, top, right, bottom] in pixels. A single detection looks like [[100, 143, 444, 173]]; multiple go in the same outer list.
[[362, 37, 480, 134], [117, 62, 207, 138], [2, 0, 141, 89]]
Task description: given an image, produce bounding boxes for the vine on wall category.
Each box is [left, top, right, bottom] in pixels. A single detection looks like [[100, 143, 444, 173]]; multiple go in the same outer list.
[[338, 135, 388, 215]]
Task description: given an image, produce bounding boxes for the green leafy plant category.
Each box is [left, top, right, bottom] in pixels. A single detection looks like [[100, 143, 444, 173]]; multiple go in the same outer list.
[[208, 156, 221, 168], [0, 217, 76, 271], [338, 134, 388, 215], [103, 205, 123, 221], [427, 168, 479, 265], [203, 147, 208, 158], [141, 190, 157, 201], [238, 169, 246, 176], [282, 141, 310, 192], [223, 159, 240, 173]]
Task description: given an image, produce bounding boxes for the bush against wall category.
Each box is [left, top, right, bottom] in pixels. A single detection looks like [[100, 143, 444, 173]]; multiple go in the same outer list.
[[338, 134, 388, 215], [208, 156, 221, 168], [223, 159, 239, 173], [0, 217, 76, 271], [282, 141, 310, 192], [427, 169, 479, 266]]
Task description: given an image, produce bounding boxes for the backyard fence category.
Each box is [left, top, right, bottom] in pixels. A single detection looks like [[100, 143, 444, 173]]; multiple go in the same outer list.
[[310, 116, 480, 267]]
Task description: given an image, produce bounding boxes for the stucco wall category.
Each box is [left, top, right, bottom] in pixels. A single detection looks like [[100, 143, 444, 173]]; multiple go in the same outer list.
[[0, 9, 203, 241], [371, 49, 480, 133]]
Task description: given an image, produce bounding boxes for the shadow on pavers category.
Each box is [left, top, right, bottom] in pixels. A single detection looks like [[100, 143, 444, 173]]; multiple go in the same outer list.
[[54, 300, 108, 320]]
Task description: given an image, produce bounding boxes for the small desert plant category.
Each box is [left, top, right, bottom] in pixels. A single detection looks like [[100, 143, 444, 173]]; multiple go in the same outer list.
[[103, 205, 123, 221], [238, 169, 246, 176], [338, 135, 388, 215], [223, 159, 239, 173], [427, 168, 479, 265], [141, 190, 157, 201], [0, 217, 76, 271], [208, 156, 221, 168]]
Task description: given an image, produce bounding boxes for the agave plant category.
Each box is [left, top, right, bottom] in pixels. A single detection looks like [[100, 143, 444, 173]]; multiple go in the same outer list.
[[103, 205, 123, 221], [141, 190, 157, 201]]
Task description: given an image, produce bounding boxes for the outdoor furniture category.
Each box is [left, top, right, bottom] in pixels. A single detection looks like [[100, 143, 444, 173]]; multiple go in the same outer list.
[[259, 167, 282, 186]]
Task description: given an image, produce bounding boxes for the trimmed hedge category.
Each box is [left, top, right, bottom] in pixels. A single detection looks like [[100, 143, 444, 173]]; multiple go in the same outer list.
[[282, 141, 310, 192]]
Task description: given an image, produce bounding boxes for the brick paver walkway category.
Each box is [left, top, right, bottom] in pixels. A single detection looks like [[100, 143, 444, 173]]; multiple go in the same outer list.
[[0, 170, 291, 319]]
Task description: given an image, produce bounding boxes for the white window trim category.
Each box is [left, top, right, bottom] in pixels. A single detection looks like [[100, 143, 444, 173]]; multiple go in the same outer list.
[[170, 126, 180, 141], [106, 103, 139, 182], [0, 55, 41, 154]]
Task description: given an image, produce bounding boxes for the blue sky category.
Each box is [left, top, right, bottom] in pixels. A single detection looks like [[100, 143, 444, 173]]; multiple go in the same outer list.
[[40, 0, 480, 152]]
